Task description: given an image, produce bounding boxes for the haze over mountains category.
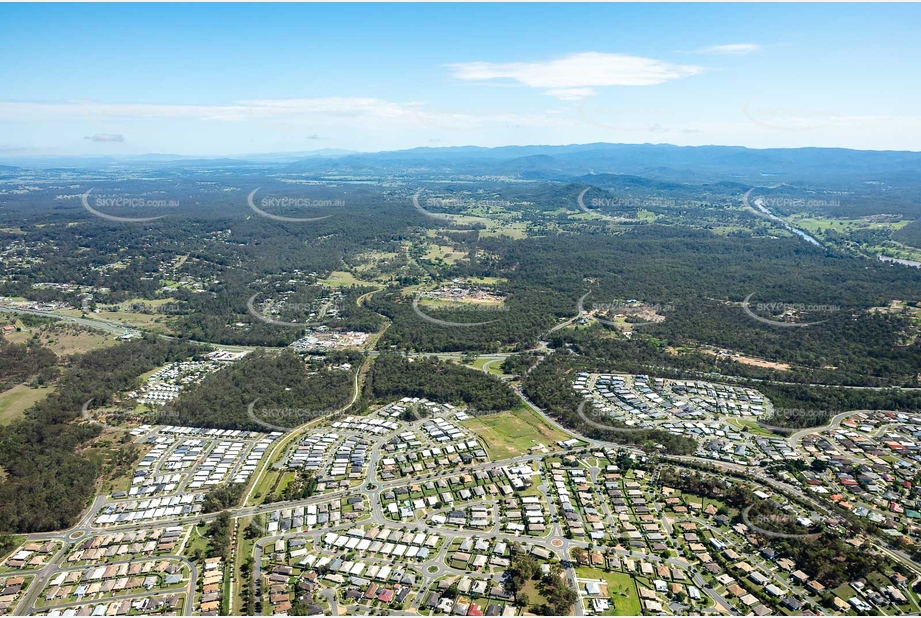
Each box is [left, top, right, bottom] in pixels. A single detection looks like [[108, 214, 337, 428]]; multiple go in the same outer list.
[[3, 142, 920, 185]]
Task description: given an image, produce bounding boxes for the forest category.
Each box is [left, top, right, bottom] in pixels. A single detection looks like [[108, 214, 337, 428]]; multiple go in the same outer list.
[[367, 354, 519, 411], [0, 338, 58, 390], [164, 349, 361, 430], [0, 336, 200, 532], [894, 218, 921, 249]]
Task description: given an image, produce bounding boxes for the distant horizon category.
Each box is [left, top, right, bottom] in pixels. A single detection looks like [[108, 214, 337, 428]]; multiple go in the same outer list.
[[3, 140, 921, 165], [2, 4, 920, 155]]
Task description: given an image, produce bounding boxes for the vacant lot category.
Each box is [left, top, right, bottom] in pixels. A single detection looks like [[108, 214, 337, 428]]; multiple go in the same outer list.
[[576, 567, 641, 616], [318, 270, 362, 287], [0, 384, 55, 425], [423, 244, 468, 265], [39, 326, 116, 356], [461, 405, 571, 458], [468, 357, 506, 376]]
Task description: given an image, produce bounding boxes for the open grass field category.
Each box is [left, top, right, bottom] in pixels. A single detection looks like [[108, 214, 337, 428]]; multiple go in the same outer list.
[[418, 297, 505, 309], [1, 329, 31, 346], [875, 242, 921, 262], [55, 307, 168, 330], [728, 418, 777, 438], [423, 244, 468, 264], [460, 404, 571, 458], [0, 384, 54, 425], [576, 567, 641, 616], [479, 222, 529, 239], [318, 270, 363, 287], [353, 250, 400, 273], [468, 357, 506, 376], [3, 321, 117, 355], [792, 215, 911, 234], [182, 522, 211, 560], [37, 326, 116, 356], [458, 276, 508, 285], [519, 578, 551, 611]]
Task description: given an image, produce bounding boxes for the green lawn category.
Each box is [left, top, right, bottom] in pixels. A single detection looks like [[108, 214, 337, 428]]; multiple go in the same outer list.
[[467, 357, 507, 376], [576, 567, 641, 616], [0, 535, 25, 563], [0, 384, 54, 425], [792, 215, 911, 234], [460, 405, 571, 458], [479, 222, 529, 239], [833, 583, 858, 601], [182, 523, 211, 560], [519, 578, 551, 611], [728, 418, 776, 438], [318, 270, 363, 287]]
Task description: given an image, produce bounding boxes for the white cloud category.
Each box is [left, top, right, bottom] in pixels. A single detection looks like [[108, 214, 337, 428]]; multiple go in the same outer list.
[[697, 43, 762, 55], [84, 133, 124, 142], [448, 52, 703, 99], [0, 98, 413, 123], [0, 97, 565, 138], [544, 88, 597, 101], [239, 98, 409, 119]]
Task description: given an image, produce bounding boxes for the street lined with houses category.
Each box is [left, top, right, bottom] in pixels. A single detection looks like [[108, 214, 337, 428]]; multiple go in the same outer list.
[[5, 363, 921, 617]]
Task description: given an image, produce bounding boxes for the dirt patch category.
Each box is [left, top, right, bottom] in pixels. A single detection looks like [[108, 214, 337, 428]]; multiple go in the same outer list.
[[703, 349, 790, 371]]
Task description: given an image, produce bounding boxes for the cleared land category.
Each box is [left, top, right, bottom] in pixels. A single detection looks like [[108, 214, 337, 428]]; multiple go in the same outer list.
[[318, 271, 363, 287], [467, 357, 506, 376], [423, 244, 468, 264], [36, 326, 116, 356], [460, 404, 571, 458], [0, 384, 55, 425], [576, 567, 641, 616]]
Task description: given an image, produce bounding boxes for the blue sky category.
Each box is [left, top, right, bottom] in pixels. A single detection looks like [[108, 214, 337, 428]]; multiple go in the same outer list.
[[1, 3, 919, 156]]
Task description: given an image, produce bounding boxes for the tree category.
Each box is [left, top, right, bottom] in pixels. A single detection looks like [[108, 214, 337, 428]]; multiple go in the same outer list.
[[515, 592, 530, 608]]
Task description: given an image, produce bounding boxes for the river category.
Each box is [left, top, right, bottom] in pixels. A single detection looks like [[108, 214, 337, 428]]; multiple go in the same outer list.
[[751, 199, 823, 248]]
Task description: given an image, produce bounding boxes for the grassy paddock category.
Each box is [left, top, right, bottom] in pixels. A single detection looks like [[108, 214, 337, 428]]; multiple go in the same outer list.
[[460, 405, 571, 459], [0, 384, 55, 425]]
